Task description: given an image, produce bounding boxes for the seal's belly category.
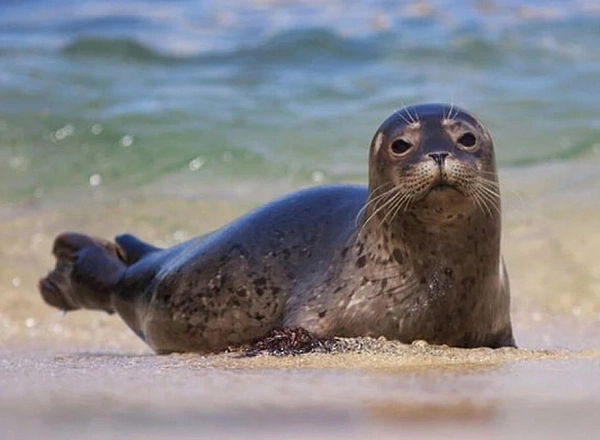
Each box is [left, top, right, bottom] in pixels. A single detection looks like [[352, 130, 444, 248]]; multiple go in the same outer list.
[[140, 266, 290, 353]]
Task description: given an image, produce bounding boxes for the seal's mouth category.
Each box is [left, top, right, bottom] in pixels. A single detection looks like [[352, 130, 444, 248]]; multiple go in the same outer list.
[[429, 182, 463, 194], [431, 183, 455, 192], [422, 182, 465, 201]]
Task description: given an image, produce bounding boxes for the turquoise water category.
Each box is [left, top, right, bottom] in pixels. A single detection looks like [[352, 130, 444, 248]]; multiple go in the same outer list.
[[2, 0, 600, 202]]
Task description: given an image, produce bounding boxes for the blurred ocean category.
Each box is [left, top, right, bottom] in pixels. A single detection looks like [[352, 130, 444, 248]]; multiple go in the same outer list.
[[2, 7, 600, 438], [1, 0, 600, 203]]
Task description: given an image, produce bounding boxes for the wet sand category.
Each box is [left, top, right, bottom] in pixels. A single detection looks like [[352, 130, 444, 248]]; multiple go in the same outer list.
[[1, 156, 600, 439]]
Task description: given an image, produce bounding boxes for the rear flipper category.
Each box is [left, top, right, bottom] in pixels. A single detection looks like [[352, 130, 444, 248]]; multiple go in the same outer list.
[[38, 233, 128, 314]]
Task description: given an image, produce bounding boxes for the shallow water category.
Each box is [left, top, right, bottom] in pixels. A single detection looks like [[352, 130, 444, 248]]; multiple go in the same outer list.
[[2, 0, 600, 439], [3, 0, 600, 202]]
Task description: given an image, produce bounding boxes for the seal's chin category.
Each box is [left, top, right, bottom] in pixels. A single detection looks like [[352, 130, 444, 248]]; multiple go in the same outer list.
[[418, 182, 471, 212]]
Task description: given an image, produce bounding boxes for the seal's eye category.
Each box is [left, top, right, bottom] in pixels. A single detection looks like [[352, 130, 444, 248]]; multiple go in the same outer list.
[[390, 139, 413, 155], [457, 132, 477, 149]]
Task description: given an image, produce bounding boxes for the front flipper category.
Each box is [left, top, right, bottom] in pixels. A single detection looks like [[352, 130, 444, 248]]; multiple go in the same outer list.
[[115, 233, 162, 265]]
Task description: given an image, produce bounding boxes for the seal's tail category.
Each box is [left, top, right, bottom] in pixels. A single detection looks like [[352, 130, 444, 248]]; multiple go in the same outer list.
[[38, 233, 128, 314]]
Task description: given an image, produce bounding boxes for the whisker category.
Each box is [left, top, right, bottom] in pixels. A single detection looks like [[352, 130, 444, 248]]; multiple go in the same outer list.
[[450, 100, 458, 120], [479, 170, 502, 179], [477, 184, 501, 200], [470, 190, 483, 215], [479, 188, 499, 217], [404, 105, 417, 124], [355, 182, 396, 226], [492, 183, 526, 212], [474, 186, 501, 218], [391, 192, 413, 220], [476, 178, 502, 201], [472, 190, 492, 217], [478, 181, 501, 191], [388, 193, 408, 223], [357, 182, 395, 210], [358, 187, 403, 236], [401, 193, 414, 213], [400, 101, 417, 125], [375, 190, 406, 229], [398, 100, 414, 125], [448, 93, 456, 121], [386, 187, 415, 226], [394, 192, 413, 219], [476, 179, 501, 194], [396, 110, 412, 126], [378, 191, 407, 228], [477, 188, 502, 217], [405, 107, 416, 124], [476, 175, 501, 189]]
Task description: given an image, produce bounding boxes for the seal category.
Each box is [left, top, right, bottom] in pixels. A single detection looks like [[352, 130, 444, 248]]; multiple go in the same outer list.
[[39, 103, 516, 353]]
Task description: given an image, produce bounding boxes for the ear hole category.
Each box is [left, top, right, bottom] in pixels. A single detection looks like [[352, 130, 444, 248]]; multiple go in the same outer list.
[[457, 132, 477, 148], [390, 139, 412, 155]]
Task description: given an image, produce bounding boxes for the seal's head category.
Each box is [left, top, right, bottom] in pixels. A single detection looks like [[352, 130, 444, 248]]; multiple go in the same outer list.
[[368, 103, 499, 223]]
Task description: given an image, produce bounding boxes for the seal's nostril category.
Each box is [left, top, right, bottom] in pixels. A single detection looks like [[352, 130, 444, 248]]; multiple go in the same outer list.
[[428, 152, 449, 166]]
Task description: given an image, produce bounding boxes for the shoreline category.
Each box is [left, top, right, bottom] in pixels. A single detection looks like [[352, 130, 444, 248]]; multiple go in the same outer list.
[[2, 345, 600, 440]]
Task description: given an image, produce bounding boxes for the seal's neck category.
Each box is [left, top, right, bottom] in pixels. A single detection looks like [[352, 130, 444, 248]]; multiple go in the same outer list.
[[353, 206, 503, 345], [358, 203, 501, 286]]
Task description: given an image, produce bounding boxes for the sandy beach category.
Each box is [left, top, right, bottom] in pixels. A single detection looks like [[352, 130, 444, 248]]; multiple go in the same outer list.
[[2, 154, 600, 439]]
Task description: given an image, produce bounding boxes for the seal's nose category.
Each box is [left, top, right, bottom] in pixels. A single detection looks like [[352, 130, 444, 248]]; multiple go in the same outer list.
[[428, 152, 449, 166]]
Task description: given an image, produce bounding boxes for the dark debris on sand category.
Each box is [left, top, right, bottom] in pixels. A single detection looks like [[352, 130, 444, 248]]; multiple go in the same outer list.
[[240, 328, 470, 358], [242, 327, 336, 357]]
